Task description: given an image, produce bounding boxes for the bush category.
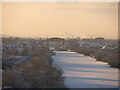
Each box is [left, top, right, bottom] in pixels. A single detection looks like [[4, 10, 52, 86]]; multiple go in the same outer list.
[[107, 51, 118, 68], [2, 40, 66, 88]]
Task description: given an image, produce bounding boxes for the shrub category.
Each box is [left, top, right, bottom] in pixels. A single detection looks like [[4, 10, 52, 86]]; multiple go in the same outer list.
[[2, 39, 66, 88]]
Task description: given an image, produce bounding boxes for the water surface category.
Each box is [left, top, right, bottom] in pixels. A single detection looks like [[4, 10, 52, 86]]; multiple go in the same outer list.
[[53, 51, 118, 88]]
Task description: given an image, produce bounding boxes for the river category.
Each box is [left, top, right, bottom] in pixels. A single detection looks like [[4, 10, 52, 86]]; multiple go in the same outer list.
[[52, 51, 118, 88]]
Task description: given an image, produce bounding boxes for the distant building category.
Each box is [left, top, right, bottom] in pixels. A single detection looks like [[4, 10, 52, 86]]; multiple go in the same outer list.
[[94, 37, 104, 40], [43, 37, 69, 50], [48, 37, 64, 42]]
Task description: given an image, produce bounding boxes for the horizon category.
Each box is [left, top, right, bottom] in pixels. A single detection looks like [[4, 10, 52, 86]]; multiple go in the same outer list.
[[2, 34, 119, 40]]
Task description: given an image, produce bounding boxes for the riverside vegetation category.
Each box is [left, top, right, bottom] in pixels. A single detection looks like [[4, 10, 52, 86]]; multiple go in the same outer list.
[[2, 37, 67, 88], [68, 38, 119, 68]]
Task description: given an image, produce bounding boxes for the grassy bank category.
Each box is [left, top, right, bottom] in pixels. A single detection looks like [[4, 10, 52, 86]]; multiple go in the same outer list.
[[68, 39, 119, 69], [2, 37, 67, 88]]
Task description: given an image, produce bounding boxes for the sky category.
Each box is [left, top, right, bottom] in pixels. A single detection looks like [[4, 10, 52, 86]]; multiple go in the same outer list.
[[0, 3, 2, 38], [2, 2, 118, 39]]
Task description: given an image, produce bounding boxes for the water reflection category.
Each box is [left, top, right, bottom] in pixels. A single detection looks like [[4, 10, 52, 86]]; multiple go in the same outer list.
[[53, 51, 118, 88]]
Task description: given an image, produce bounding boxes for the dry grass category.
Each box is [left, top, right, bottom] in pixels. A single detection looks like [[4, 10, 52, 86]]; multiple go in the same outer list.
[[2, 38, 66, 88], [69, 39, 119, 68]]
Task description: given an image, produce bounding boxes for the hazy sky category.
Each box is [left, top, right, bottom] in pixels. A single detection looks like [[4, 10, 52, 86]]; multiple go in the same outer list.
[[2, 2, 118, 39], [0, 3, 2, 37]]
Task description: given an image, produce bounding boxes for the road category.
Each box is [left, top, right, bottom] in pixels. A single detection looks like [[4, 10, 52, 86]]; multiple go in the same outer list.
[[53, 51, 118, 88]]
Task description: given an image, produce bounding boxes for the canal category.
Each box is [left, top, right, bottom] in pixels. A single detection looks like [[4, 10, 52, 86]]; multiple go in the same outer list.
[[53, 51, 118, 88]]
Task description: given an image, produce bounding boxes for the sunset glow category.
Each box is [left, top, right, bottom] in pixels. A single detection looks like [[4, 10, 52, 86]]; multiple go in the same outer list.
[[2, 2, 118, 39]]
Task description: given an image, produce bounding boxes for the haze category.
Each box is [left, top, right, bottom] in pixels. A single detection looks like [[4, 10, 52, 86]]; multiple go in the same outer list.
[[2, 2, 118, 39]]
